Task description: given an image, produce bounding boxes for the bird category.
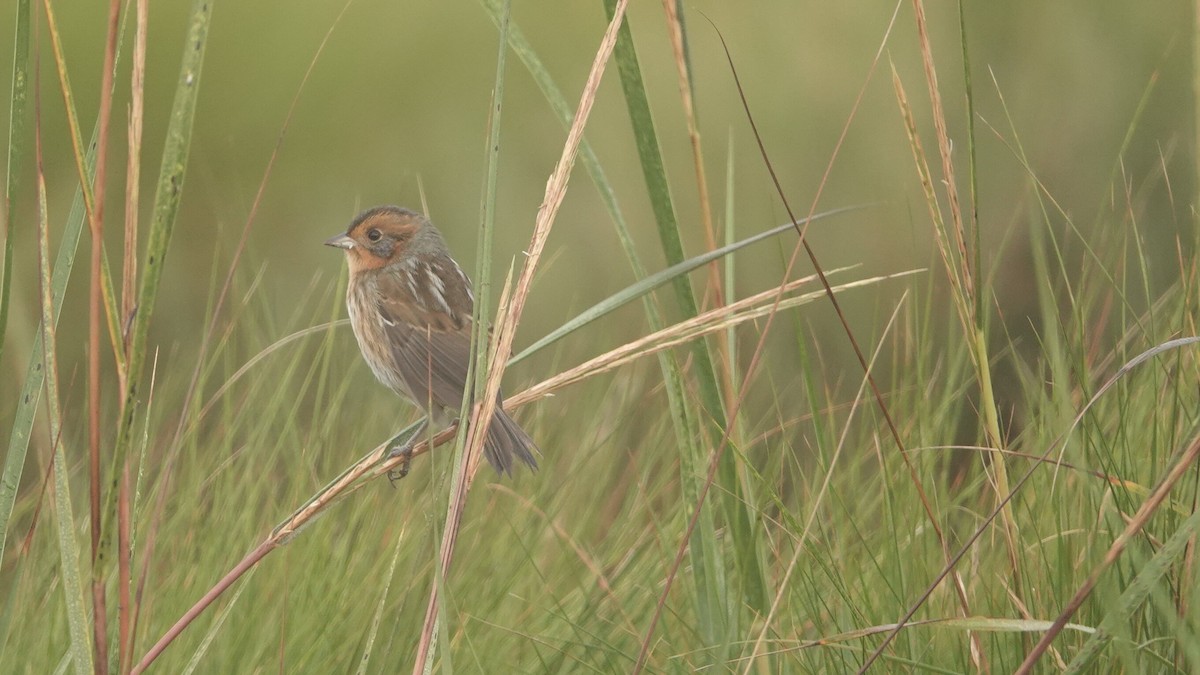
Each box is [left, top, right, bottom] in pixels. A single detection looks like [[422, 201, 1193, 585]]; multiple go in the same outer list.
[[325, 205, 538, 478]]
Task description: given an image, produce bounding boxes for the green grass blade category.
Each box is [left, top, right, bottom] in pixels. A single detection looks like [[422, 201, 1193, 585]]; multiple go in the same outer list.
[[0, 0, 32, 581], [480, 0, 651, 287], [478, 2, 693, 429], [356, 529, 406, 675], [480, 5, 738, 657], [107, 0, 213, 560], [0, 125, 100, 585], [512, 207, 860, 365], [604, 3, 733, 427], [417, 1, 511, 669], [482, 5, 741, 651], [37, 134, 93, 675], [0, 0, 31, 365], [470, 0, 509, 445], [52, 446, 92, 675], [602, 0, 734, 653], [602, 0, 698, 323], [723, 132, 737, 402]]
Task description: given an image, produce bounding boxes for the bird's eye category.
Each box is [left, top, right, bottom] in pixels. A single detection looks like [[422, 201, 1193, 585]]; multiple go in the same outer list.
[[366, 228, 382, 242]]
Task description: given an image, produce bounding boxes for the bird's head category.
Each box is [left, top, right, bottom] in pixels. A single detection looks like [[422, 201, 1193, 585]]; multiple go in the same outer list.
[[325, 205, 439, 272]]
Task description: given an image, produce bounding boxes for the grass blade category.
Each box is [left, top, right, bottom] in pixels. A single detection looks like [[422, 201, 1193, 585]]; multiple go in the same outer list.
[[412, 0, 512, 668], [0, 0, 32, 586], [0, 0, 31, 366], [0, 90, 106, 596], [106, 0, 213, 577], [479, 0, 650, 285], [512, 206, 862, 365], [36, 82, 93, 675], [486, 5, 764, 650], [357, 527, 407, 675], [603, 2, 724, 657]]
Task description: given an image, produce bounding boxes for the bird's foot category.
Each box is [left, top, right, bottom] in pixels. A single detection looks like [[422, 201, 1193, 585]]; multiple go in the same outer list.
[[385, 443, 414, 486]]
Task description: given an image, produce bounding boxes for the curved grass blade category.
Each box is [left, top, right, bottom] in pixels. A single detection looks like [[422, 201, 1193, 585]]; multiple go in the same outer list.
[[356, 527, 407, 675], [512, 206, 863, 365]]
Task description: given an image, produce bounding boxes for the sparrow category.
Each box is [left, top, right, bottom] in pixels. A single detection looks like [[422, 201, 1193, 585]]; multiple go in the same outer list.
[[325, 205, 538, 478]]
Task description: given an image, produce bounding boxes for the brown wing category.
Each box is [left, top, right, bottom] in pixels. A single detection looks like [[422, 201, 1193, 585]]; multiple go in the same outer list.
[[374, 257, 476, 411]]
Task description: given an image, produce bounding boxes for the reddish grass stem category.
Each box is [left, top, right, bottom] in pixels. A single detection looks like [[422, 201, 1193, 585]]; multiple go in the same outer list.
[[85, 0, 123, 671], [130, 540, 276, 675]]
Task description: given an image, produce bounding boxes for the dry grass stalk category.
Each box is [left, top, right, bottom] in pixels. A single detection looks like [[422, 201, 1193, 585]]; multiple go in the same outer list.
[[411, 0, 631, 667]]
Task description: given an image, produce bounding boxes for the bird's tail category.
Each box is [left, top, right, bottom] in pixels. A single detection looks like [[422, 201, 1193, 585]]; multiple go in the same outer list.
[[483, 407, 539, 476]]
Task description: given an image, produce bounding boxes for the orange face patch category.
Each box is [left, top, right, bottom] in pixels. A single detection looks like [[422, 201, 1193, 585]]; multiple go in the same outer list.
[[343, 209, 423, 272]]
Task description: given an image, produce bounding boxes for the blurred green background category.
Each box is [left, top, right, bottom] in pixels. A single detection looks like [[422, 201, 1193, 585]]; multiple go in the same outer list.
[[1, 1, 1197, 670], [3, 0, 1190, 387]]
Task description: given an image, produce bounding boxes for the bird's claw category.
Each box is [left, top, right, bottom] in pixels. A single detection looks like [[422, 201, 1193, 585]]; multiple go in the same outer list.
[[385, 443, 414, 486]]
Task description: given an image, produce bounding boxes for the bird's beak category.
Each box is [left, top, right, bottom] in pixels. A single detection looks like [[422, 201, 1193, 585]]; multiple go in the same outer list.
[[324, 233, 355, 250]]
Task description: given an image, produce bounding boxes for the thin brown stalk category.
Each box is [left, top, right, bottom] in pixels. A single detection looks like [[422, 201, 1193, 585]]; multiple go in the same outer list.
[[660, 1, 718, 301], [88, 0, 123, 671], [411, 1, 630, 667], [130, 539, 276, 675], [660, 0, 737, 416]]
